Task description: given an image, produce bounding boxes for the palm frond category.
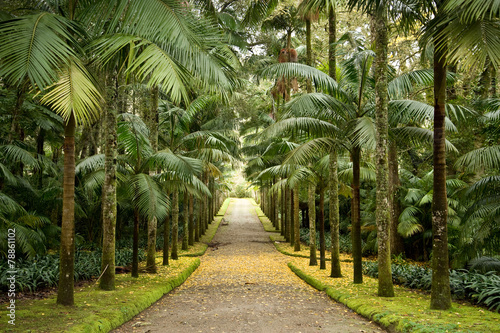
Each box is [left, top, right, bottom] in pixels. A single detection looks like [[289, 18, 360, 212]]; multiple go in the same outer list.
[[128, 173, 169, 221], [398, 206, 424, 237], [0, 13, 82, 89], [455, 145, 500, 171], [150, 151, 203, 180], [258, 62, 339, 94], [40, 60, 102, 125]]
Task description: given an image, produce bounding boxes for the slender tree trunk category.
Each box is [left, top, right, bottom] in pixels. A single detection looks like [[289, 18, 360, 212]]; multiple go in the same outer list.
[[373, 10, 394, 297], [388, 141, 404, 255], [182, 191, 189, 250], [430, 22, 452, 309], [309, 183, 317, 266], [319, 187, 326, 269], [330, 149, 342, 277], [57, 114, 76, 306], [163, 210, 170, 265], [328, 7, 337, 81], [189, 194, 195, 246], [146, 86, 159, 273], [352, 145, 363, 284], [285, 188, 290, 242], [100, 74, 118, 290], [132, 208, 139, 277], [274, 183, 279, 230], [171, 189, 179, 260], [196, 197, 201, 242], [36, 128, 45, 189], [328, 5, 341, 278], [281, 186, 285, 236], [305, 18, 313, 92], [294, 183, 301, 251]]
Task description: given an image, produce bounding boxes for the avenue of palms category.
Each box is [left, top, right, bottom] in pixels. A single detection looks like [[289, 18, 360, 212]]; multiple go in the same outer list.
[[0, 0, 499, 330]]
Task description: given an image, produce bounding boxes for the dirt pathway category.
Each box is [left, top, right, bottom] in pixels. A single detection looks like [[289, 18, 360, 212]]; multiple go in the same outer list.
[[113, 198, 385, 333]]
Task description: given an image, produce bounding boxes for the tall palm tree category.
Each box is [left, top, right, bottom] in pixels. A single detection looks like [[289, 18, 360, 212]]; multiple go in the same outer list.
[[0, 1, 102, 305], [418, 0, 500, 310]]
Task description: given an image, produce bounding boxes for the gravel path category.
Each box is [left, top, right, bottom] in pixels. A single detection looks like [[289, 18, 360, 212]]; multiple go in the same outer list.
[[112, 198, 385, 333]]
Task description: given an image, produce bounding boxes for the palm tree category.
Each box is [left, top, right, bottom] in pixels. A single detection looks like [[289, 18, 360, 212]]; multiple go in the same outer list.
[[417, 0, 500, 310], [0, 1, 102, 305]]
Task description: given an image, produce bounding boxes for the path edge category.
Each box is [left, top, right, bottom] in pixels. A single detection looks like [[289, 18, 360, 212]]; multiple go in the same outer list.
[[288, 262, 408, 333]]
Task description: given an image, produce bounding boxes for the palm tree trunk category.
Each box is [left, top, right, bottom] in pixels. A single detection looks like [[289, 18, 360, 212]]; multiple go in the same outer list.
[[146, 86, 159, 273], [189, 194, 195, 245], [328, 7, 336, 81], [373, 10, 394, 297], [57, 114, 76, 306], [196, 197, 201, 242], [171, 189, 179, 260], [132, 208, 139, 277], [284, 188, 289, 242], [308, 183, 317, 266], [388, 141, 404, 255], [319, 187, 326, 269], [281, 186, 285, 236], [430, 26, 451, 310], [182, 191, 189, 250], [352, 145, 363, 284], [294, 183, 301, 251], [163, 210, 170, 265], [330, 149, 342, 277], [100, 74, 118, 290]]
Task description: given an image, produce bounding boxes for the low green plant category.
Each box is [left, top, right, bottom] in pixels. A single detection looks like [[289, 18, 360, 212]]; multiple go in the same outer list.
[[0, 248, 146, 292], [363, 261, 500, 312]]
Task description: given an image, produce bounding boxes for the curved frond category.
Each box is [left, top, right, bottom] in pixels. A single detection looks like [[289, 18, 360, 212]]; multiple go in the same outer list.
[[0, 13, 82, 89], [455, 145, 500, 171], [40, 60, 102, 125]]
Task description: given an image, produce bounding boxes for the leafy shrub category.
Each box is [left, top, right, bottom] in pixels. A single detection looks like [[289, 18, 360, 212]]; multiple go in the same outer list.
[[363, 262, 500, 312], [467, 256, 500, 274], [0, 248, 146, 292]]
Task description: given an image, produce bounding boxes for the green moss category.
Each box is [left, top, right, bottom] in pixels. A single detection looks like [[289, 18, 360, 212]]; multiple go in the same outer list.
[[287, 262, 326, 291], [216, 198, 231, 216]]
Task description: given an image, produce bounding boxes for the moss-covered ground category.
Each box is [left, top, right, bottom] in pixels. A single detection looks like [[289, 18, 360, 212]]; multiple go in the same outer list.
[[1, 199, 230, 333], [264, 221, 500, 332]]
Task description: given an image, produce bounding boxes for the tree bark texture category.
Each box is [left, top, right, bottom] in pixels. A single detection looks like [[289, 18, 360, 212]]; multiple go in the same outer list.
[[189, 194, 195, 245], [132, 208, 139, 277], [146, 86, 159, 273], [182, 191, 189, 250], [163, 211, 170, 265], [319, 187, 326, 269], [309, 183, 318, 266], [373, 10, 394, 297], [171, 189, 179, 260], [57, 114, 76, 306], [329, 150, 342, 277], [100, 75, 118, 290], [294, 183, 301, 251], [388, 141, 404, 255], [352, 146, 363, 284], [431, 28, 452, 310]]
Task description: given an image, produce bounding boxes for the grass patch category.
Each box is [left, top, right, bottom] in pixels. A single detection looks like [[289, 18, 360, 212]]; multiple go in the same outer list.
[[1, 257, 200, 333], [269, 234, 352, 263], [258, 215, 280, 233], [216, 198, 231, 216], [287, 257, 500, 333]]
